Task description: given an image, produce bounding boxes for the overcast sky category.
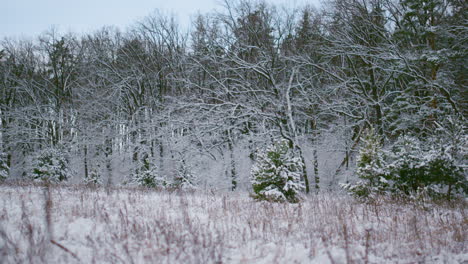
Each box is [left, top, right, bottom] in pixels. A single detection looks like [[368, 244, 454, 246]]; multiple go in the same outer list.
[[1, 0, 318, 40]]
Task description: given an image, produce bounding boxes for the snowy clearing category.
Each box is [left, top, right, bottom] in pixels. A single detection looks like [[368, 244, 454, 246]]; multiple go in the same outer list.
[[0, 183, 466, 263]]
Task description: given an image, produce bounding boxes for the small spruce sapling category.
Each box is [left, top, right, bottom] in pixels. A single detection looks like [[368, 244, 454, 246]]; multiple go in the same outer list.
[[131, 157, 166, 188], [30, 148, 70, 182], [251, 139, 305, 203], [84, 168, 102, 185], [387, 136, 427, 195], [0, 152, 9, 181], [424, 147, 467, 198], [172, 159, 196, 190], [342, 128, 389, 199]]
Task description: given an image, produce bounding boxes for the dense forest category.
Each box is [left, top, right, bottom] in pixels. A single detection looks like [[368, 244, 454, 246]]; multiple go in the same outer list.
[[0, 0, 466, 193]]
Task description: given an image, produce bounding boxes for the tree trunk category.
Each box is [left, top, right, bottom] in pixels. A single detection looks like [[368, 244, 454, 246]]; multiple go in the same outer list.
[[105, 135, 112, 186], [299, 149, 310, 194], [227, 130, 237, 191], [84, 145, 89, 179], [311, 120, 319, 191], [313, 148, 319, 191]]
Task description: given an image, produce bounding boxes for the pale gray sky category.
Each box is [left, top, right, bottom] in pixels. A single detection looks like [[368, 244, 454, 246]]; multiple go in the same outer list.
[[1, 0, 318, 40]]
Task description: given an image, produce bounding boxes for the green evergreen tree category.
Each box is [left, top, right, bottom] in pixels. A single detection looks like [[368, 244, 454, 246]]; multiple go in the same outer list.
[[342, 128, 389, 199], [31, 148, 70, 182], [251, 139, 305, 203], [344, 132, 467, 200], [172, 159, 197, 190], [131, 157, 165, 188], [84, 168, 102, 185], [0, 152, 9, 181], [388, 135, 467, 198]]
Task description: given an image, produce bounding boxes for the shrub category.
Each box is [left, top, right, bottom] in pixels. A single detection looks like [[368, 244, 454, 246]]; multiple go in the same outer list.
[[386, 136, 427, 195], [251, 139, 304, 203], [388, 137, 466, 199], [344, 133, 467, 200]]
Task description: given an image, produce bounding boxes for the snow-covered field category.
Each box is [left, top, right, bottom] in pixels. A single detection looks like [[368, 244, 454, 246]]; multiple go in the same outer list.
[[0, 183, 466, 264]]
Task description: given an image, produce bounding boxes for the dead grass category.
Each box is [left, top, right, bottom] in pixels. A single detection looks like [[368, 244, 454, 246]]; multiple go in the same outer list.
[[0, 182, 466, 263]]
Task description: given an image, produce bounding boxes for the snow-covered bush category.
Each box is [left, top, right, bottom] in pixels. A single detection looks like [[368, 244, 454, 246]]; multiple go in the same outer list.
[[0, 152, 9, 181], [424, 149, 467, 197], [30, 148, 70, 182], [344, 133, 467, 200], [388, 136, 466, 198], [172, 160, 197, 190], [251, 139, 305, 203], [386, 136, 426, 195]]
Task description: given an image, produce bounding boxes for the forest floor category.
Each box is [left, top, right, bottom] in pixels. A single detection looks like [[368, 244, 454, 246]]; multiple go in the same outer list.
[[0, 182, 466, 263]]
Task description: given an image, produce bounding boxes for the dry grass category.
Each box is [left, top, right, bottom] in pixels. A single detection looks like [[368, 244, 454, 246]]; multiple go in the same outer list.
[[0, 182, 466, 263]]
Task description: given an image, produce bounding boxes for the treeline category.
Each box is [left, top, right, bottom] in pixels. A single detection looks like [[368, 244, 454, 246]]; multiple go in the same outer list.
[[0, 0, 466, 190]]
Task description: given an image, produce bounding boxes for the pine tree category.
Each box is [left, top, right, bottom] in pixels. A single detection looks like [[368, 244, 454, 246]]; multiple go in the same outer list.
[[342, 128, 389, 199], [0, 152, 9, 181], [345, 132, 467, 200], [84, 168, 102, 185], [131, 157, 166, 188], [234, 4, 275, 62], [356, 129, 387, 183], [388, 135, 467, 198], [387, 136, 426, 194], [251, 139, 305, 203], [295, 6, 323, 58], [423, 146, 467, 199], [391, 0, 463, 136], [295, 8, 314, 52], [172, 159, 197, 190], [132, 167, 165, 188], [30, 148, 70, 182]]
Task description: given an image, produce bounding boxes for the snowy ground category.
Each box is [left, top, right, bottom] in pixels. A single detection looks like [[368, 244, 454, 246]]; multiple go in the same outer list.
[[0, 183, 466, 264]]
